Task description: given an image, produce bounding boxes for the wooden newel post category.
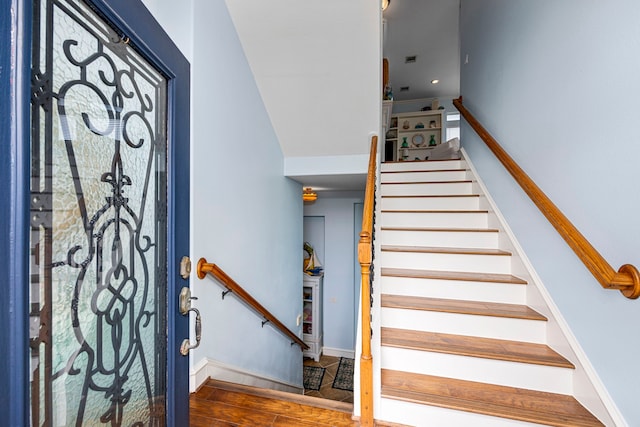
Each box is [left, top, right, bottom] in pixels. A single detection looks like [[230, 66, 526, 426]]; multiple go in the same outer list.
[[359, 230, 374, 426]]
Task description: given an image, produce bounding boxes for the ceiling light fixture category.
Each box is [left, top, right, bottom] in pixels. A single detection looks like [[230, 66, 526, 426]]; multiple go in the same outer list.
[[431, 79, 440, 84], [303, 187, 317, 202]]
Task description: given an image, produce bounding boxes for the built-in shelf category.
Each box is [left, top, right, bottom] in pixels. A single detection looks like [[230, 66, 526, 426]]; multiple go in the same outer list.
[[302, 275, 323, 361]]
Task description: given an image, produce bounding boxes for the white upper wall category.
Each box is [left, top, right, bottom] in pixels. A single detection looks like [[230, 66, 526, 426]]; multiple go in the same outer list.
[[225, 0, 381, 160]]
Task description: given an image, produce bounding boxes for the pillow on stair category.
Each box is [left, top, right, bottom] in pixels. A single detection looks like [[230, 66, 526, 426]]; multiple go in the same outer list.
[[428, 137, 461, 160]]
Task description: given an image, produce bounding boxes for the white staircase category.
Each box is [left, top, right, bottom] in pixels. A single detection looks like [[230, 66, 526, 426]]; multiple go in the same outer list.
[[373, 159, 606, 427]]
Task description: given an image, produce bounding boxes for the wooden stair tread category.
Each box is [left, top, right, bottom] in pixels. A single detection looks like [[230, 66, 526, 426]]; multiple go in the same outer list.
[[381, 194, 479, 198], [382, 226, 497, 233], [383, 180, 472, 185], [382, 158, 461, 164], [381, 245, 511, 256], [381, 209, 488, 214], [381, 267, 527, 284], [381, 294, 546, 320], [191, 379, 354, 427], [381, 328, 573, 368], [381, 370, 603, 427], [382, 168, 467, 174]]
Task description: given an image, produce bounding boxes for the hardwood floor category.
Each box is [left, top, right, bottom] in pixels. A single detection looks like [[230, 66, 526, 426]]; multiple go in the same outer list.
[[190, 379, 356, 427]]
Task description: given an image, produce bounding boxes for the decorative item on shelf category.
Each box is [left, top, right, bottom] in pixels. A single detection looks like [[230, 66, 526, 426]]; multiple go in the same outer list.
[[383, 84, 393, 100], [429, 135, 437, 146], [431, 98, 440, 110], [429, 120, 436, 128], [390, 117, 397, 128], [415, 157, 420, 161], [415, 122, 424, 129], [402, 148, 409, 161], [303, 241, 323, 275], [401, 136, 409, 148], [303, 187, 317, 203], [402, 120, 410, 129], [412, 133, 425, 147]]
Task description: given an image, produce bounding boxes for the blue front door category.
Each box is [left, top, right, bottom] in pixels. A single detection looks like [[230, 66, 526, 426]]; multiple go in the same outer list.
[[0, 0, 190, 425]]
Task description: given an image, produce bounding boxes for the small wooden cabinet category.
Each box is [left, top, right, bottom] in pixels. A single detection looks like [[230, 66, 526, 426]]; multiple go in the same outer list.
[[384, 110, 445, 162], [302, 275, 323, 361]]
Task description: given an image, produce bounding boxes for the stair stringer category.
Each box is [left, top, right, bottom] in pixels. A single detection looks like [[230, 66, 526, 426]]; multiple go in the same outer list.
[[462, 148, 625, 426]]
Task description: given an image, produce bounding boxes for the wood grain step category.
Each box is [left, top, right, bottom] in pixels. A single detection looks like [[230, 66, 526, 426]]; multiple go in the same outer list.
[[381, 370, 603, 427], [191, 379, 354, 427], [381, 294, 546, 321], [381, 168, 467, 174], [381, 210, 488, 216], [381, 267, 527, 285], [382, 180, 473, 185], [381, 245, 511, 256], [381, 226, 495, 232], [381, 328, 573, 368]]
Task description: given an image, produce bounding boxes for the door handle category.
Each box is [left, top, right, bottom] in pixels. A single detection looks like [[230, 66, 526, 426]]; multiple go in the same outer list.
[[179, 287, 201, 356]]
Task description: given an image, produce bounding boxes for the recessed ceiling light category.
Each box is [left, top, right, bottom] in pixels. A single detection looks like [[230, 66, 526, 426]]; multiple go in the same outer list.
[[431, 79, 440, 84]]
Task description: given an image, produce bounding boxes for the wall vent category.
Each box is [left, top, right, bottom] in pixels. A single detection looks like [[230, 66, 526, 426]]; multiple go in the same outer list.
[[405, 55, 417, 63], [400, 86, 410, 92]]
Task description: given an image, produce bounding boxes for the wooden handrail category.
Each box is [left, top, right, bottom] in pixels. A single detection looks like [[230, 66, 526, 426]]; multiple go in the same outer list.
[[196, 258, 309, 350], [358, 135, 377, 426], [453, 97, 640, 299]]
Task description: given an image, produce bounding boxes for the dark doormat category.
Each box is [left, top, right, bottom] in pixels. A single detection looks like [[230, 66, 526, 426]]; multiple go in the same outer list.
[[303, 366, 325, 391], [332, 357, 354, 391]]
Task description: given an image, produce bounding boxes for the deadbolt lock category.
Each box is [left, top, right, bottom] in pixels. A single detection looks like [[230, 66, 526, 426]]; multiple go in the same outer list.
[[180, 256, 191, 279]]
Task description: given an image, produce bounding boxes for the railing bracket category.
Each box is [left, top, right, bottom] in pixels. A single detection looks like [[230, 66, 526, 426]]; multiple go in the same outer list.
[[196, 257, 310, 351]]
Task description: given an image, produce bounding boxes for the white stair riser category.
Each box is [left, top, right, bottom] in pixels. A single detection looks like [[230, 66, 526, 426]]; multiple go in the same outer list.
[[381, 170, 468, 183], [381, 307, 547, 344], [381, 160, 466, 172], [382, 182, 473, 196], [381, 347, 573, 394], [380, 229, 498, 249], [380, 251, 512, 274], [378, 398, 545, 427], [381, 212, 488, 228], [381, 196, 480, 211], [379, 276, 527, 305]]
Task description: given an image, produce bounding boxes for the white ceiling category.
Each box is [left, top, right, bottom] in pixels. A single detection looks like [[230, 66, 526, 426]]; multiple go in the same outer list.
[[383, 0, 461, 101]]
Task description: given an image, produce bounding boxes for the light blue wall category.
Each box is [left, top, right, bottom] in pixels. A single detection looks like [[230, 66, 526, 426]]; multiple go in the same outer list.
[[304, 192, 364, 353], [190, 0, 303, 386], [460, 1, 640, 423]]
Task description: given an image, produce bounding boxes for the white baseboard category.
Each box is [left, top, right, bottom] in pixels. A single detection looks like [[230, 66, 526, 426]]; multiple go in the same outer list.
[[322, 347, 355, 359], [190, 357, 303, 394]]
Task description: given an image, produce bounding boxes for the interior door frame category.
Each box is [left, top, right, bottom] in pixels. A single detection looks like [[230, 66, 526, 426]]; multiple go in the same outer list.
[[0, 0, 191, 424]]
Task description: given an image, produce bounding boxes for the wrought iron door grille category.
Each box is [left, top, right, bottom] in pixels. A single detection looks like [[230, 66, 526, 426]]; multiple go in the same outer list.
[[29, 0, 168, 425]]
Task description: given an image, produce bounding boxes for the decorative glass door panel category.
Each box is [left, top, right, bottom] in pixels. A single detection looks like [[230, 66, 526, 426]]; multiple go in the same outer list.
[[30, 0, 169, 425]]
